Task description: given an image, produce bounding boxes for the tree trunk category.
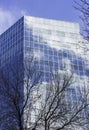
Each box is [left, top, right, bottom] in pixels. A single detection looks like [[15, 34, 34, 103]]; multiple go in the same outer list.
[[45, 119, 47, 130], [19, 119, 23, 130]]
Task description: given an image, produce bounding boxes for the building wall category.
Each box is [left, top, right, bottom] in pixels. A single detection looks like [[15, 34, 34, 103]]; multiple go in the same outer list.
[[0, 17, 24, 129], [24, 15, 89, 91], [24, 16, 89, 129], [0, 16, 89, 129], [0, 17, 24, 68]]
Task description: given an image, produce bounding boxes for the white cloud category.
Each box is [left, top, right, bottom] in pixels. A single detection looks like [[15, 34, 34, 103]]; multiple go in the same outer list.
[[0, 8, 28, 34]]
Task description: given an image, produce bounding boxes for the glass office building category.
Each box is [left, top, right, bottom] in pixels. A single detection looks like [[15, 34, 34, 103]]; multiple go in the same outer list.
[[0, 16, 88, 81], [0, 16, 89, 129]]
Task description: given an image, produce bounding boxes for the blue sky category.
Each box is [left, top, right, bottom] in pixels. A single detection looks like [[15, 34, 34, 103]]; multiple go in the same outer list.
[[0, 0, 80, 34]]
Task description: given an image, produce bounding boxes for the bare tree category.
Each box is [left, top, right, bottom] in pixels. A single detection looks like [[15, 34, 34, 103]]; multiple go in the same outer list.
[[32, 71, 89, 130], [0, 55, 42, 130], [0, 57, 89, 130], [73, 1, 89, 129], [74, 0, 89, 39]]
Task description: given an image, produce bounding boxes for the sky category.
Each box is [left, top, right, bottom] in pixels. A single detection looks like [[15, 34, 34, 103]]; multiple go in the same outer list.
[[0, 0, 81, 34]]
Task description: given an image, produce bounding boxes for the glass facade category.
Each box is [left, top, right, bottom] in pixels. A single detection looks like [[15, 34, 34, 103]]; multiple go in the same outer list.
[[24, 16, 89, 89], [0, 16, 89, 129], [23, 16, 89, 129], [0, 16, 88, 84], [0, 17, 24, 68]]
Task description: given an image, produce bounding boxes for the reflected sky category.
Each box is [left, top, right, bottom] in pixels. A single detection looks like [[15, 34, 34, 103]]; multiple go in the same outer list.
[[24, 16, 89, 81]]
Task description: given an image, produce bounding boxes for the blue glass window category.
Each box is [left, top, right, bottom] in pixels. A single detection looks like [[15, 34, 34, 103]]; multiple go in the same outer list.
[[53, 56, 58, 62], [63, 50, 68, 57], [78, 65, 83, 71], [79, 71, 84, 76], [44, 55, 49, 60], [85, 68, 89, 76], [49, 56, 53, 61]]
